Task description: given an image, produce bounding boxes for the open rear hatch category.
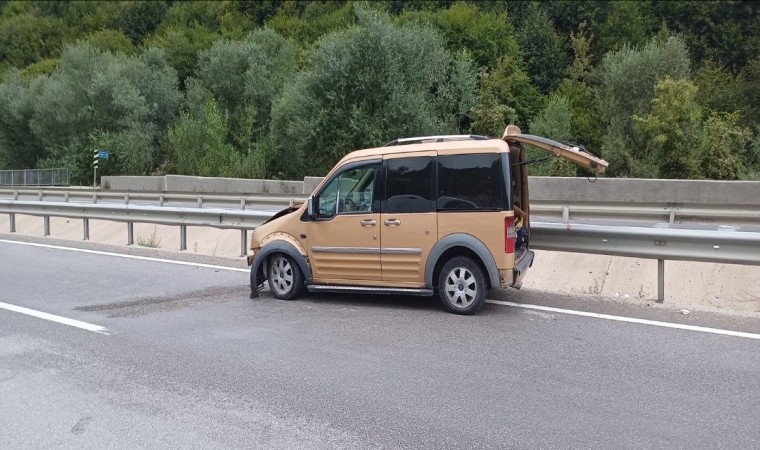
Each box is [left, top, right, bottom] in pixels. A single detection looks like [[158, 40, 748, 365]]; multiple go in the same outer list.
[[502, 125, 608, 173]]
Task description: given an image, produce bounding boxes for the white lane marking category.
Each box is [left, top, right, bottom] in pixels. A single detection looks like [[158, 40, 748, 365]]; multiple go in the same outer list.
[[0, 302, 113, 335], [486, 299, 760, 340], [0, 239, 248, 273], [3, 239, 758, 340]]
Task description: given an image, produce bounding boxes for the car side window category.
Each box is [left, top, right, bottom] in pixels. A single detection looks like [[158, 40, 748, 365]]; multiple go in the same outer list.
[[437, 154, 503, 210], [317, 164, 377, 219], [385, 156, 434, 214]]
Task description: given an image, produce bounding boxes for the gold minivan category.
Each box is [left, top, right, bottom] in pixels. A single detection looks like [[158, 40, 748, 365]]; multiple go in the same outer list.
[[248, 126, 607, 314]]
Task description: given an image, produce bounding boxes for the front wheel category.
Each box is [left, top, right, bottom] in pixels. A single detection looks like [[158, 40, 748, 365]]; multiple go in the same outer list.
[[438, 256, 486, 315], [268, 253, 305, 300]]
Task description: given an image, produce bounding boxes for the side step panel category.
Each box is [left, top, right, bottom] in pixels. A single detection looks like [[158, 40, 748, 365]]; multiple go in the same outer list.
[[307, 285, 434, 297]]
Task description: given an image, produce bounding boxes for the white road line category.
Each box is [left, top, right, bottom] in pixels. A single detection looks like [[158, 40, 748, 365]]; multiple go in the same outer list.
[[486, 299, 760, 340], [0, 239, 249, 273], [3, 239, 759, 340], [0, 302, 113, 335]]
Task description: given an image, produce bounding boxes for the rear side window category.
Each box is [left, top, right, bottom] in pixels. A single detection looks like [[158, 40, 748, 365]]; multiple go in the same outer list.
[[385, 156, 434, 213], [437, 154, 503, 210]]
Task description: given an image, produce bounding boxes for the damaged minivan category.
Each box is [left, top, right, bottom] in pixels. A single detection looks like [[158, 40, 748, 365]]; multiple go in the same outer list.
[[247, 125, 608, 314]]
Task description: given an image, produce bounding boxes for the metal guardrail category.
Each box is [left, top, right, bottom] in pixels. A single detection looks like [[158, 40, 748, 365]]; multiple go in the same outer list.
[[2, 187, 760, 226], [531, 223, 760, 266], [2, 197, 760, 303], [0, 169, 70, 187], [0, 200, 271, 256], [0, 188, 302, 210]]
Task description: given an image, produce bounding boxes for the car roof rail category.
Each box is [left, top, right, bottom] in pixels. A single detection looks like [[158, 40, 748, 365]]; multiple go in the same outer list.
[[382, 134, 491, 147]]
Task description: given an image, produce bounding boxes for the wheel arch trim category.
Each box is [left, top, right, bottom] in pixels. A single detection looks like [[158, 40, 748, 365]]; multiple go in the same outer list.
[[424, 233, 500, 289], [250, 240, 312, 298]]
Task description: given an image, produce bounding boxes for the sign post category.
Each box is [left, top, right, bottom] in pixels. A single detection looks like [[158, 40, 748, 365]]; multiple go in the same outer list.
[[93, 149, 109, 187]]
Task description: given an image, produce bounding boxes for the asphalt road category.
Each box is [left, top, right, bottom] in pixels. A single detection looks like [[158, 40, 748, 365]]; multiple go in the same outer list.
[[2, 238, 760, 449]]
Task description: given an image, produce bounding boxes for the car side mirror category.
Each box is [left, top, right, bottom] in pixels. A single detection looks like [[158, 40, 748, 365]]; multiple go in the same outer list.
[[307, 196, 316, 220]]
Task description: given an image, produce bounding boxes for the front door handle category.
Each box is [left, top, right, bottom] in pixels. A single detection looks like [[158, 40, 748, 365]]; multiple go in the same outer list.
[[384, 219, 401, 226], [360, 219, 377, 227]]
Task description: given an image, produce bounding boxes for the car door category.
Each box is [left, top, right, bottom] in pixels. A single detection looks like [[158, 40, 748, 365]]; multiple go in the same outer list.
[[502, 125, 609, 173], [381, 152, 437, 286], [308, 161, 382, 283]]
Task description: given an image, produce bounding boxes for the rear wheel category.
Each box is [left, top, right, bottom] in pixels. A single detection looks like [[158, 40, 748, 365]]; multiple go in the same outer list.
[[268, 253, 304, 300], [438, 256, 486, 315]]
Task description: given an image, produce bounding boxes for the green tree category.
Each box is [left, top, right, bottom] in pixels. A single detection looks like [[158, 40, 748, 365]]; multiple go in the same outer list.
[[593, 0, 651, 56], [471, 56, 543, 135], [693, 60, 742, 115], [651, 0, 760, 70], [0, 13, 67, 68], [196, 28, 297, 161], [268, 7, 477, 178], [144, 24, 218, 89], [84, 29, 136, 55], [737, 57, 760, 127], [266, 1, 354, 44], [515, 2, 567, 93], [529, 95, 576, 176], [168, 95, 240, 178], [107, 0, 168, 45], [399, 2, 521, 70], [27, 43, 180, 181], [695, 112, 749, 180], [0, 72, 46, 169], [555, 23, 604, 154], [633, 77, 702, 179], [598, 35, 691, 176], [748, 128, 760, 178]]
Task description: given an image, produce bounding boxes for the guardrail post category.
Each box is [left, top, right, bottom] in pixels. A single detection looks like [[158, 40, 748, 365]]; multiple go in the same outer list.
[[159, 194, 165, 206], [9, 213, 15, 232], [657, 259, 665, 303], [83, 218, 89, 240], [65, 191, 70, 202], [92, 193, 98, 204], [43, 216, 50, 236], [13, 190, 19, 200], [38, 190, 43, 201], [240, 197, 246, 210], [197, 195, 203, 208], [240, 230, 247, 257], [124, 193, 130, 205], [127, 222, 134, 245], [562, 206, 570, 224], [180, 225, 187, 251]]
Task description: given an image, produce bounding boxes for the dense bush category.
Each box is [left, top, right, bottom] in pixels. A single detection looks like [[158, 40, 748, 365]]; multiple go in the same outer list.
[[0, 0, 758, 181]]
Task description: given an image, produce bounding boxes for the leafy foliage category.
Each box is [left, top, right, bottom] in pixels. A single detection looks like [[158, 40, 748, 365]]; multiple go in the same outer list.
[[168, 95, 239, 178], [529, 95, 576, 176], [599, 36, 691, 176], [268, 7, 477, 178], [633, 77, 702, 178], [0, 0, 759, 180], [516, 2, 567, 94]]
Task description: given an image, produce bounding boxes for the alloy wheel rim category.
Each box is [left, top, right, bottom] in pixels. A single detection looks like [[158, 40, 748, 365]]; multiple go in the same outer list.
[[444, 267, 477, 308], [270, 256, 294, 295]]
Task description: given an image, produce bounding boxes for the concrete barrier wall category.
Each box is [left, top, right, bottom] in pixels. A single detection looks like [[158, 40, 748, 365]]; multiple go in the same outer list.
[[103, 174, 760, 203], [102, 175, 304, 195], [164, 175, 303, 195], [529, 177, 760, 204], [102, 176, 165, 192]]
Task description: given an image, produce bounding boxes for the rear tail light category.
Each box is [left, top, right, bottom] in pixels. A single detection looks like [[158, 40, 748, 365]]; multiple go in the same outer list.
[[505, 216, 516, 253]]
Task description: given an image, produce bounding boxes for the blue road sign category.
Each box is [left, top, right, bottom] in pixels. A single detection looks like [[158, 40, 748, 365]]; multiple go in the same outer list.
[[97, 150, 109, 159]]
